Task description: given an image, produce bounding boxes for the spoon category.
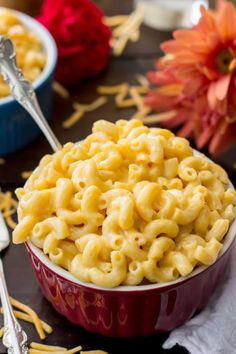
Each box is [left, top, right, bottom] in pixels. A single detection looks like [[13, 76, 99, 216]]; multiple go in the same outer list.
[[0, 35, 61, 152]]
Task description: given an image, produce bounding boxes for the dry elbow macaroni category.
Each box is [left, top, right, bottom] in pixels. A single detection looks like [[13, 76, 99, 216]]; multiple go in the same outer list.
[[0, 297, 108, 353], [13, 119, 236, 288], [0, 9, 46, 98], [0, 189, 17, 229]]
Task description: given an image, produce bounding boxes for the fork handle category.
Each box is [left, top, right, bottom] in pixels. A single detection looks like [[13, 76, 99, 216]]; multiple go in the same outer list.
[[0, 258, 28, 354]]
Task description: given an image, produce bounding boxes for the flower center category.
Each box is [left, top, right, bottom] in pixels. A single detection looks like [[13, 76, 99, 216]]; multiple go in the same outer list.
[[215, 49, 234, 74]]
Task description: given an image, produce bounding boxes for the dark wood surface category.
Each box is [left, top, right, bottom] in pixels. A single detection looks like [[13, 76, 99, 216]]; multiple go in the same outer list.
[[0, 1, 235, 353]]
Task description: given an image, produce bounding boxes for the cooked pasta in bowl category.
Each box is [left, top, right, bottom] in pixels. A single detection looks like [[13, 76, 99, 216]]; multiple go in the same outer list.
[[0, 8, 46, 98], [14, 119, 236, 336], [0, 7, 57, 155]]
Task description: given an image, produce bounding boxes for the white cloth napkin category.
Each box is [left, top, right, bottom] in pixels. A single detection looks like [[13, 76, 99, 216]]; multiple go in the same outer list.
[[163, 243, 236, 354]]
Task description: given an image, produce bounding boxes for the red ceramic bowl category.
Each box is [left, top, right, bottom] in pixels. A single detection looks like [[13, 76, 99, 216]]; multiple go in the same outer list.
[[25, 211, 236, 337]]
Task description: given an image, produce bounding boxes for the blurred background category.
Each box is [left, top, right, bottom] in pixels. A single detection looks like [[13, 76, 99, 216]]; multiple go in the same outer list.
[[0, 0, 231, 17], [0, 0, 42, 15]]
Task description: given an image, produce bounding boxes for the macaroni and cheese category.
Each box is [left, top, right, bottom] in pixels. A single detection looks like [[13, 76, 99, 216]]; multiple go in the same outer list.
[[13, 119, 236, 288], [0, 9, 46, 98]]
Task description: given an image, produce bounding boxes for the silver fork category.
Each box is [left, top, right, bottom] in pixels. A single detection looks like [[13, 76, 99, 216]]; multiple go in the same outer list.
[[0, 35, 61, 353], [0, 33, 63, 352], [0, 212, 28, 354]]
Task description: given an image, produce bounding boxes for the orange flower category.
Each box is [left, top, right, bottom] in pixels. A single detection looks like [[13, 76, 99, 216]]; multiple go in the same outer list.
[[145, 0, 236, 155]]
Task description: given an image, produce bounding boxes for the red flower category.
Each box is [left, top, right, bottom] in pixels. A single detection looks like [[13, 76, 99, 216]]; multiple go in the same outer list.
[[38, 0, 111, 86], [145, 0, 236, 155]]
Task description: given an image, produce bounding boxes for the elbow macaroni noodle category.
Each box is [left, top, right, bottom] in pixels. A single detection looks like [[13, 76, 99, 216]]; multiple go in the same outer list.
[[13, 119, 236, 288], [0, 9, 46, 98]]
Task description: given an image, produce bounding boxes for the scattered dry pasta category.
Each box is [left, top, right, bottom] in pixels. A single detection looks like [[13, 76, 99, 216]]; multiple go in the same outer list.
[[31, 343, 67, 351], [63, 110, 85, 129], [0, 307, 52, 335], [52, 81, 70, 99], [13, 120, 236, 288], [103, 15, 128, 27], [29, 343, 108, 354], [58, 74, 152, 129], [0, 296, 52, 341], [29, 345, 82, 354], [9, 297, 46, 339], [0, 298, 108, 353], [0, 189, 17, 229], [21, 170, 33, 180], [62, 97, 107, 129], [0, 9, 46, 98], [73, 97, 107, 113], [105, 4, 145, 56], [97, 75, 182, 123], [97, 83, 127, 95], [81, 352, 108, 354], [96, 76, 150, 119], [141, 110, 177, 124], [135, 74, 150, 88]]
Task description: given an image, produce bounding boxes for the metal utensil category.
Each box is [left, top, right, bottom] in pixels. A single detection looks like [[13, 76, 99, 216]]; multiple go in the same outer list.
[[0, 35, 61, 152], [0, 212, 28, 354], [0, 36, 61, 353]]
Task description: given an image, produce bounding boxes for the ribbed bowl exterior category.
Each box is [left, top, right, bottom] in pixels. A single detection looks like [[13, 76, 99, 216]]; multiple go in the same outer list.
[[25, 242, 233, 337], [0, 73, 54, 156]]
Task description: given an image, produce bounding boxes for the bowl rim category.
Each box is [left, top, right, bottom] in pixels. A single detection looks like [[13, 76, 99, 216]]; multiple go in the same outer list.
[[0, 7, 57, 106], [25, 149, 236, 293]]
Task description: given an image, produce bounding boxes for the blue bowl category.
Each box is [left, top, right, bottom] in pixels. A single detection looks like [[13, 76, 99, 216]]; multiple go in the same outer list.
[[0, 9, 57, 156]]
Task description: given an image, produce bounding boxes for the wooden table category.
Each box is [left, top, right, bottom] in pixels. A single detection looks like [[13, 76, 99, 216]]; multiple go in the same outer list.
[[0, 1, 235, 353]]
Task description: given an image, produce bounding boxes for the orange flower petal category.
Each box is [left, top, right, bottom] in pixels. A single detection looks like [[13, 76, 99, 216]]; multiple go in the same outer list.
[[200, 66, 218, 80], [209, 120, 228, 154], [169, 108, 191, 125], [157, 84, 183, 96], [174, 29, 205, 44], [216, 95, 227, 115], [189, 44, 210, 55], [229, 58, 236, 72], [144, 92, 177, 110], [198, 6, 217, 34], [182, 77, 206, 97], [142, 110, 177, 124], [161, 40, 183, 54], [215, 74, 231, 101], [175, 51, 206, 64], [197, 124, 215, 149], [177, 120, 194, 138], [146, 0, 236, 156], [216, 0, 236, 41], [206, 33, 219, 50], [208, 81, 218, 109]]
